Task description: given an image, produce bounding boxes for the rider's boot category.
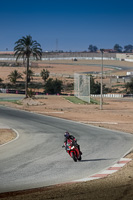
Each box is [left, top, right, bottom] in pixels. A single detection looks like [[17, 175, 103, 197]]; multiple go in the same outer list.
[[77, 145, 82, 155]]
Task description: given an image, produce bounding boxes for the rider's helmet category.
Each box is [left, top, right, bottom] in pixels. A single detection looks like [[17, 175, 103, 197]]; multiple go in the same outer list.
[[64, 131, 70, 139]]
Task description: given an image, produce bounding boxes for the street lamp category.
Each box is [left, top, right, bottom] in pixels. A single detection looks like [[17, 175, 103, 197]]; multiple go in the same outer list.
[[100, 49, 104, 110]]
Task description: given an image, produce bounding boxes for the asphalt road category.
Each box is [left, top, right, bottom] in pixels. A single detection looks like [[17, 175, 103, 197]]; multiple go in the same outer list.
[[0, 105, 133, 193]]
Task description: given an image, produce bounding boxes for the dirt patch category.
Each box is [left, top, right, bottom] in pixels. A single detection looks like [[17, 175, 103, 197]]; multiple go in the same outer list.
[[4, 95, 133, 134], [20, 98, 44, 106], [0, 129, 16, 145]]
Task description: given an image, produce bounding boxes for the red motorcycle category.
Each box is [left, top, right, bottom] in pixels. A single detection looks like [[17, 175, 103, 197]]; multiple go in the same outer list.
[[63, 139, 82, 162]]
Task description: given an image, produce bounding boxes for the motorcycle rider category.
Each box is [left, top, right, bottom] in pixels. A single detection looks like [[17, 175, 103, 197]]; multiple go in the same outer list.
[[63, 131, 82, 155]]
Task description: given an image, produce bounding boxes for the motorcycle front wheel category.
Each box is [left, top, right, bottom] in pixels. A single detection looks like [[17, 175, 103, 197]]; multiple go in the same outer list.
[[71, 152, 77, 162], [78, 154, 82, 161]]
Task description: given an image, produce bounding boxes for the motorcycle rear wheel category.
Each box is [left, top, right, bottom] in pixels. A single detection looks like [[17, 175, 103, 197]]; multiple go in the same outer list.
[[71, 152, 77, 162]]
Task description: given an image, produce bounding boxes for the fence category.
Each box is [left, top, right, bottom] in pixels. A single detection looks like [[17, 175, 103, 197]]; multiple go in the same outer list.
[[91, 94, 124, 98], [74, 73, 90, 103], [74, 73, 127, 103]]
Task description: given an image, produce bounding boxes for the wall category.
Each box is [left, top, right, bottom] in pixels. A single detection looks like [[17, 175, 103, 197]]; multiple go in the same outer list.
[[116, 53, 133, 61], [0, 52, 116, 61]]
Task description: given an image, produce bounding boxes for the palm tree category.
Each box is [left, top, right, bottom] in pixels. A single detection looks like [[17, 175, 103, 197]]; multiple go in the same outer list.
[[14, 35, 42, 98], [8, 70, 23, 84], [40, 69, 49, 83]]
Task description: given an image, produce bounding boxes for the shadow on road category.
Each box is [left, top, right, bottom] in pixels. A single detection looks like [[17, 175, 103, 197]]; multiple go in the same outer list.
[[80, 158, 114, 162]]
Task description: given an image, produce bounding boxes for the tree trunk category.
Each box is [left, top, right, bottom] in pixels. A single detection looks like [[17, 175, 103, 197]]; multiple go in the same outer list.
[[25, 57, 29, 98]]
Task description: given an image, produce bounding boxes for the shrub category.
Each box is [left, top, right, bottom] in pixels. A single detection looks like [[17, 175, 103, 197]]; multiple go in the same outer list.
[[90, 75, 108, 94], [125, 78, 133, 94], [44, 78, 63, 94]]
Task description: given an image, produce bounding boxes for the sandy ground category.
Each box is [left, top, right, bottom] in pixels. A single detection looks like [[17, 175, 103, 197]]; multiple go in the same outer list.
[[1, 59, 133, 82], [0, 129, 16, 145], [0, 95, 133, 200]]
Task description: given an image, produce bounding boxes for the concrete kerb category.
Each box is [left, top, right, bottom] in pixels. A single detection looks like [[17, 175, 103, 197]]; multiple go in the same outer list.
[[72, 157, 132, 183]]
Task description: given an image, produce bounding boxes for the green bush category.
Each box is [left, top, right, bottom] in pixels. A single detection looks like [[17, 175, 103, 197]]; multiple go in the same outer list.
[[44, 78, 63, 94], [90, 75, 109, 94], [125, 78, 133, 94]]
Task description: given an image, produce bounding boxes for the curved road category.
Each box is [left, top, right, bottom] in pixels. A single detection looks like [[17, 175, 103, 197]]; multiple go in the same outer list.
[[0, 105, 133, 193]]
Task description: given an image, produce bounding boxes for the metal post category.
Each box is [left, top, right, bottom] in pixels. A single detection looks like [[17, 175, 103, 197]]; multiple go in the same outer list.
[[89, 75, 90, 103], [100, 49, 104, 110]]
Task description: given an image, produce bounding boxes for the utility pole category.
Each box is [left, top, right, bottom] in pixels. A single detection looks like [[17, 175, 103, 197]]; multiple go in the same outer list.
[[100, 49, 104, 110]]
